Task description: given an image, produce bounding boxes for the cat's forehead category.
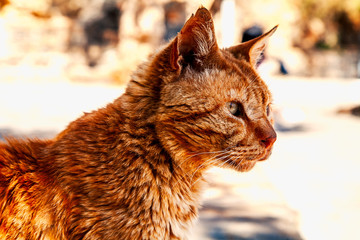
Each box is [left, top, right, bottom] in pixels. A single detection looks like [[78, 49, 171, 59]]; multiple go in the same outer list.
[[183, 67, 271, 104]]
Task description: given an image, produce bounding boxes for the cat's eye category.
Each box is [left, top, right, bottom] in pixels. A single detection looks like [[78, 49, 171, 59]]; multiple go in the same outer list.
[[266, 105, 271, 117], [227, 102, 244, 117]]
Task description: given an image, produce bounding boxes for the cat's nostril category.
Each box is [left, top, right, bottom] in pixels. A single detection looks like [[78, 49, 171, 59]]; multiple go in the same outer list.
[[261, 135, 276, 149]]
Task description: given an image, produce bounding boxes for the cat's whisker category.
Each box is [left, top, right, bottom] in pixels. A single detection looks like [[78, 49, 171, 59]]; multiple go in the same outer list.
[[188, 153, 227, 179], [190, 155, 235, 188], [169, 150, 230, 190], [181, 150, 229, 165], [189, 151, 231, 185], [189, 156, 227, 187], [233, 155, 246, 172], [174, 149, 229, 172], [215, 155, 234, 170], [176, 151, 226, 178]]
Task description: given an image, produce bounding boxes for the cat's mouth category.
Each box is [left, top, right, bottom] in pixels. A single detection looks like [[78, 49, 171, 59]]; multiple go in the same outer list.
[[216, 151, 269, 172], [241, 147, 273, 162], [258, 147, 273, 161], [214, 146, 273, 172]]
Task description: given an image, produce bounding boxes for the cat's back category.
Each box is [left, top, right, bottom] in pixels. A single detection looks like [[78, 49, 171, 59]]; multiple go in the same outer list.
[[0, 138, 65, 239], [0, 138, 53, 176], [0, 138, 55, 204]]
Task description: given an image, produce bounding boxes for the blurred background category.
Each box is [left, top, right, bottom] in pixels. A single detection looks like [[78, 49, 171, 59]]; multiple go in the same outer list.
[[1, 0, 360, 239]]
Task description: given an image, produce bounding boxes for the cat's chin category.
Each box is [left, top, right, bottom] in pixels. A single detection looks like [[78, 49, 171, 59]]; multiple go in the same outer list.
[[219, 158, 257, 172], [232, 149, 274, 172], [238, 161, 257, 172]]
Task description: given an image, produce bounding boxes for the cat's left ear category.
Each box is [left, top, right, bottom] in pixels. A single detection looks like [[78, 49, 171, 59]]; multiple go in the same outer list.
[[226, 25, 278, 68], [170, 7, 218, 71]]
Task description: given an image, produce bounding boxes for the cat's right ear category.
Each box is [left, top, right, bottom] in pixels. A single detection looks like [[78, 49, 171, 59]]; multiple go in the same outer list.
[[170, 7, 218, 71], [226, 25, 278, 68]]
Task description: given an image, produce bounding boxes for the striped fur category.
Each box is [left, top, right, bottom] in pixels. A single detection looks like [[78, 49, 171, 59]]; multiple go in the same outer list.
[[0, 8, 276, 239]]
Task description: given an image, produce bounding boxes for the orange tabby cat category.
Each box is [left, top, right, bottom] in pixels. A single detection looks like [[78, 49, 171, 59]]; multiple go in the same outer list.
[[0, 7, 277, 239]]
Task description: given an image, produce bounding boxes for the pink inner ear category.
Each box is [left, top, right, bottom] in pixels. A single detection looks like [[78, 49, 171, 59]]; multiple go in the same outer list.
[[250, 43, 266, 66], [253, 44, 265, 55]]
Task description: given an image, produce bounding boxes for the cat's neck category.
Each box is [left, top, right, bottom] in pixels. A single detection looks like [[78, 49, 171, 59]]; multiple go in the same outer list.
[[118, 58, 206, 186], [111, 96, 205, 237]]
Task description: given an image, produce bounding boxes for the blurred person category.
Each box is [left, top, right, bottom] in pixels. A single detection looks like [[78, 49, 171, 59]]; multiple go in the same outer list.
[[83, 0, 123, 67], [163, 1, 186, 41], [49, 0, 123, 67]]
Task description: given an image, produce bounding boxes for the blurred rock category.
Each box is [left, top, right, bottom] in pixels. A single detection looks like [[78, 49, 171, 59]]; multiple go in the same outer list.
[[337, 105, 360, 117]]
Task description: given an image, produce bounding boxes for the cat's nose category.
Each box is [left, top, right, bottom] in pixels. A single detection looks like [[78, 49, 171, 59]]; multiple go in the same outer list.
[[260, 133, 277, 149], [256, 125, 277, 149]]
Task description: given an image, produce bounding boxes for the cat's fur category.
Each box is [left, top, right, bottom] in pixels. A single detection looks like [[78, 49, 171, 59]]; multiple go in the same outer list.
[[0, 7, 277, 239]]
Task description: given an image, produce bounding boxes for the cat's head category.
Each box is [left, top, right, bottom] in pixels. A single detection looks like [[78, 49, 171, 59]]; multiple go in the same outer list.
[[153, 7, 277, 172]]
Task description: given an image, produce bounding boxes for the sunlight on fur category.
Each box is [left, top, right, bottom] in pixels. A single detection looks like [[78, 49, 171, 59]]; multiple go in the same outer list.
[[0, 7, 277, 239]]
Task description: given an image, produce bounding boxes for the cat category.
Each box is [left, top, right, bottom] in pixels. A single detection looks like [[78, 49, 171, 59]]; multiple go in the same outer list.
[[0, 7, 277, 240]]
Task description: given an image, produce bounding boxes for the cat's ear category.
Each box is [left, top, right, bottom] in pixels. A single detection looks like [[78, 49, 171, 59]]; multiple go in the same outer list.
[[226, 25, 278, 67], [170, 7, 218, 70]]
